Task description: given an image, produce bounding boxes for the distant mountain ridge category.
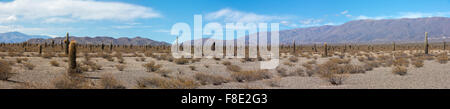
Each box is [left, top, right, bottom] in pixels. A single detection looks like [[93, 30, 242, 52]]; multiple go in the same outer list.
[[0, 32, 51, 43], [276, 17, 450, 44], [27, 36, 169, 46]]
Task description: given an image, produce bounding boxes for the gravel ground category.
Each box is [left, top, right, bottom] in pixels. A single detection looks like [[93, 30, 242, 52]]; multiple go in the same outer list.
[[1, 52, 449, 89]]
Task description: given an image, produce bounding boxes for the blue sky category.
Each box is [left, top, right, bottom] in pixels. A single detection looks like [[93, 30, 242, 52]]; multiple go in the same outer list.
[[1, 0, 450, 42]]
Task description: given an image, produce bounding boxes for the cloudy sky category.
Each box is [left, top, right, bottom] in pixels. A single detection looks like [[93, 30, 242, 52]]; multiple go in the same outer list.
[[1, 0, 450, 42]]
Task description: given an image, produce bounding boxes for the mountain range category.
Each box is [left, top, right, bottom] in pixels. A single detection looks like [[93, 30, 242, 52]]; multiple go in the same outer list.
[[26, 36, 169, 46], [276, 17, 450, 44], [0, 32, 51, 43], [1, 17, 449, 45]]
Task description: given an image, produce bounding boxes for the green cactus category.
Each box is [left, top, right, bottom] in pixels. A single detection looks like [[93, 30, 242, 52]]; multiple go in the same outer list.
[[314, 44, 317, 52], [51, 40, 55, 48], [38, 44, 42, 55], [64, 32, 70, 55], [293, 40, 296, 53], [393, 42, 396, 51], [425, 32, 429, 54], [323, 42, 328, 57], [101, 43, 105, 51], [110, 42, 113, 51], [68, 41, 78, 73]]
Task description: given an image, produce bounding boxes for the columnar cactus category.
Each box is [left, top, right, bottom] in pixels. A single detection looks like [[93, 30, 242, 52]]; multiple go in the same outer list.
[[64, 32, 70, 55], [101, 43, 105, 51], [110, 42, 113, 51], [444, 41, 446, 51], [313, 44, 317, 52], [425, 32, 429, 55], [343, 44, 347, 53], [68, 41, 78, 73], [393, 42, 396, 51], [38, 44, 42, 55], [293, 40, 296, 53], [323, 42, 328, 57], [51, 40, 55, 48]]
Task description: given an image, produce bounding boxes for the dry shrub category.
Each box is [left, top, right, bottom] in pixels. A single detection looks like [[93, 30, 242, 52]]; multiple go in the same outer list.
[[265, 77, 281, 87], [174, 58, 190, 65], [329, 58, 351, 64], [316, 61, 346, 75], [437, 53, 448, 64], [342, 64, 366, 74], [412, 60, 424, 68], [322, 74, 347, 85], [42, 52, 55, 59], [306, 60, 317, 64], [23, 62, 35, 70], [302, 63, 316, 76], [189, 66, 196, 71], [117, 57, 125, 64], [83, 61, 102, 71], [315, 60, 354, 85], [222, 61, 231, 66], [283, 62, 294, 67], [289, 56, 298, 62], [276, 67, 289, 77], [194, 73, 230, 85], [155, 69, 171, 77], [49, 60, 59, 67], [227, 65, 242, 72], [393, 58, 410, 67], [136, 76, 199, 89], [53, 73, 93, 89], [231, 70, 271, 82], [115, 64, 126, 71], [101, 74, 126, 89], [143, 61, 161, 72], [144, 51, 154, 57], [99, 52, 114, 61], [139, 57, 146, 62], [16, 58, 28, 63], [0, 60, 14, 80], [392, 66, 407, 76]]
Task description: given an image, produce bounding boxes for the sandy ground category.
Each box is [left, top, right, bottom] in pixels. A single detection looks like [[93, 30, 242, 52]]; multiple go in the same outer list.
[[0, 51, 449, 89]]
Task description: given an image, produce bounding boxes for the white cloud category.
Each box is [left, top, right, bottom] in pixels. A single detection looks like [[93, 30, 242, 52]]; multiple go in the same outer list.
[[355, 15, 391, 20], [299, 19, 322, 25], [0, 25, 45, 33], [40, 34, 59, 38], [205, 8, 287, 23], [0, 15, 17, 23], [0, 0, 161, 23], [341, 10, 349, 15], [354, 12, 450, 20], [43, 17, 75, 23]]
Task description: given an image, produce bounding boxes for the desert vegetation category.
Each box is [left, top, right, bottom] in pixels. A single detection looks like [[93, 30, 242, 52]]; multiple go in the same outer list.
[[0, 32, 449, 89]]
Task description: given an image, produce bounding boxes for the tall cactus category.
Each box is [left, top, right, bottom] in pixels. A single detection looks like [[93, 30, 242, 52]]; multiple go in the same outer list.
[[425, 32, 429, 55], [64, 32, 70, 55], [444, 41, 446, 51], [323, 42, 328, 57], [110, 42, 113, 51], [51, 40, 55, 48], [313, 44, 317, 52], [38, 44, 42, 55], [68, 41, 78, 73], [393, 42, 396, 51], [293, 40, 296, 53], [101, 43, 105, 51], [343, 44, 347, 53]]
